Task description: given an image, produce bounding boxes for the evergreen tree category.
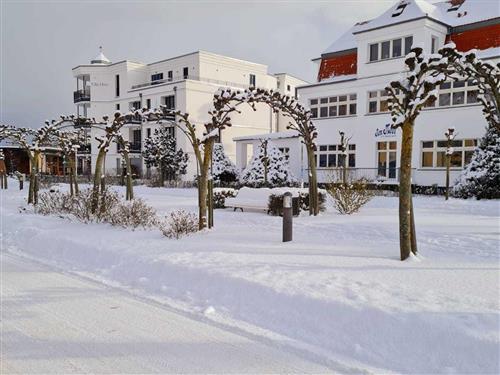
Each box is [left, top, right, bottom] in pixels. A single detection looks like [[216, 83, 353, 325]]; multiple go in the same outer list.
[[211, 143, 239, 184], [240, 140, 296, 187], [453, 125, 500, 199], [142, 127, 188, 185]]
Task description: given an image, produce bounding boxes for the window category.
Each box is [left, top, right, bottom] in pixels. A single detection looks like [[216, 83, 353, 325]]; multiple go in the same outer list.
[[146, 98, 151, 109], [316, 144, 356, 168], [130, 101, 141, 110], [404, 36, 413, 55], [392, 38, 402, 57], [168, 70, 173, 81], [146, 128, 151, 138], [367, 89, 394, 113], [116, 103, 120, 111], [115, 74, 120, 97], [381, 41, 390, 59], [249, 74, 256, 87], [436, 79, 479, 108], [183, 67, 189, 79], [287, 84, 291, 92], [151, 73, 163, 84], [369, 37, 411, 62], [369, 43, 379, 62], [163, 95, 175, 110], [309, 93, 357, 119], [431, 36, 438, 54], [420, 139, 478, 168], [377, 141, 397, 179], [392, 2, 408, 17]]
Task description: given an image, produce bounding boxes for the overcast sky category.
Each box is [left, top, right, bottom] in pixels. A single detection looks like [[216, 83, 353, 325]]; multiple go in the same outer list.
[[1, 0, 397, 127]]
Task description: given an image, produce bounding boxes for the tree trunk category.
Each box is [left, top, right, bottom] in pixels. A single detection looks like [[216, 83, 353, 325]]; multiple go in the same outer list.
[[197, 141, 213, 230], [306, 146, 319, 216], [124, 150, 134, 200], [410, 195, 418, 255], [399, 120, 415, 261], [69, 168, 74, 196], [159, 160, 165, 187], [92, 148, 106, 213], [445, 154, 450, 200]]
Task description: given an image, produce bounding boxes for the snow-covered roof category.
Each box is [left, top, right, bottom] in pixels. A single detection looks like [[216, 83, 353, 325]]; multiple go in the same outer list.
[[323, 0, 499, 55], [233, 131, 299, 142], [91, 47, 111, 65], [475, 47, 500, 60]]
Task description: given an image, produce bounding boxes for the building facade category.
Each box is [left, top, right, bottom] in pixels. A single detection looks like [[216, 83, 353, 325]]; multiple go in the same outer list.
[[291, 0, 499, 187], [72, 50, 306, 180]]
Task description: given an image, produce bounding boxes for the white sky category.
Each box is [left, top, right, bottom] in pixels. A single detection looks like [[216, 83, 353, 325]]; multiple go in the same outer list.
[[1, 0, 397, 127]]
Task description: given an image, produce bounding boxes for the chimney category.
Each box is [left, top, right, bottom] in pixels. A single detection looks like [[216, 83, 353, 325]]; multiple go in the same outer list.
[[450, 0, 465, 6]]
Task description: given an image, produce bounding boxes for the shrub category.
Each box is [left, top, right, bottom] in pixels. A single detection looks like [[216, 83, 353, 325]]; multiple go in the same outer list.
[[108, 198, 157, 229], [268, 190, 326, 216], [326, 178, 373, 214], [213, 188, 237, 208], [35, 188, 156, 228], [159, 210, 198, 239]]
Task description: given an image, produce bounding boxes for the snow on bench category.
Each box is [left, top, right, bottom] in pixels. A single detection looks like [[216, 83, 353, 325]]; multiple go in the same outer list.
[[225, 187, 273, 212]]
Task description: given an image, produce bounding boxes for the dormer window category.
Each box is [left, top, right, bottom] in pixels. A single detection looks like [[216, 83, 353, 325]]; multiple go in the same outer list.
[[392, 2, 408, 17], [448, 0, 464, 12], [151, 73, 163, 84]]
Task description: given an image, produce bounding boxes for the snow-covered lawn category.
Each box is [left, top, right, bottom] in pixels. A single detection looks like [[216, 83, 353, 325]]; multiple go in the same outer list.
[[2, 181, 499, 374]]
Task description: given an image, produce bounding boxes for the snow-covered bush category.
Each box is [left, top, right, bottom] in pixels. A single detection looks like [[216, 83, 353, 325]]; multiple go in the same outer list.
[[213, 188, 237, 209], [159, 210, 198, 239], [453, 125, 500, 199], [298, 190, 326, 213], [107, 199, 157, 229], [212, 143, 239, 185], [36, 188, 157, 228], [326, 178, 373, 215], [240, 140, 296, 187]]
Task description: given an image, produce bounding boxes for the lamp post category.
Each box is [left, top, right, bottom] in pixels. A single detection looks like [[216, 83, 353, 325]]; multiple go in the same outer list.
[[282, 192, 293, 242]]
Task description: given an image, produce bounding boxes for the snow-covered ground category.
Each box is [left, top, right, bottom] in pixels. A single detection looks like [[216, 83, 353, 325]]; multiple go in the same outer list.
[[2, 180, 499, 374]]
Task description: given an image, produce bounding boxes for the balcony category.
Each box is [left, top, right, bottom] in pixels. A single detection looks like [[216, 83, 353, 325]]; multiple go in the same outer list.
[[118, 141, 142, 153], [130, 75, 249, 91], [77, 144, 91, 154], [74, 89, 90, 103]]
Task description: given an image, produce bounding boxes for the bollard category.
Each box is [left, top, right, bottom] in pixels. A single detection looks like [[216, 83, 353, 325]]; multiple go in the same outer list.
[[282, 192, 293, 242]]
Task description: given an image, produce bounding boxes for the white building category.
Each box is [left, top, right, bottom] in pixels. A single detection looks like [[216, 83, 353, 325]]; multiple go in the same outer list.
[[72, 49, 307, 179], [235, 0, 499, 187]]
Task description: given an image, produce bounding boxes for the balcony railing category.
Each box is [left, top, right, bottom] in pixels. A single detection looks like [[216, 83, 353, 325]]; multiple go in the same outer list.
[[74, 89, 90, 103], [118, 142, 142, 153], [78, 144, 91, 154], [130, 75, 249, 91]]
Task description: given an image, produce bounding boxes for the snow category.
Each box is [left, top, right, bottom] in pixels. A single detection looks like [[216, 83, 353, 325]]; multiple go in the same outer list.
[[2, 253, 328, 373], [233, 130, 299, 142], [318, 74, 357, 84], [2, 181, 499, 373]]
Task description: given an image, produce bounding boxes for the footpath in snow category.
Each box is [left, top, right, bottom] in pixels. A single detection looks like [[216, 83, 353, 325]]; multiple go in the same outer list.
[[2, 181, 499, 374]]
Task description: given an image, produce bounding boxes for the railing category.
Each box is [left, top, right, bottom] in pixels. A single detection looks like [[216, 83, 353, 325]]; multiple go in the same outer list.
[[117, 142, 142, 153], [73, 89, 90, 103], [77, 144, 91, 154], [130, 74, 249, 90]]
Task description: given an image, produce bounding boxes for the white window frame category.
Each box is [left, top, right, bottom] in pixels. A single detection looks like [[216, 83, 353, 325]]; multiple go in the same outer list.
[[316, 144, 356, 169], [420, 139, 478, 169], [309, 93, 357, 119], [376, 141, 398, 179], [368, 36, 412, 62]]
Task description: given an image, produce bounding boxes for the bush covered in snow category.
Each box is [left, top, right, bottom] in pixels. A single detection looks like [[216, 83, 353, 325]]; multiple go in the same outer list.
[[453, 125, 500, 199], [159, 210, 198, 239], [326, 178, 374, 215], [212, 143, 239, 185], [240, 140, 296, 187], [36, 188, 156, 228], [213, 188, 237, 209]]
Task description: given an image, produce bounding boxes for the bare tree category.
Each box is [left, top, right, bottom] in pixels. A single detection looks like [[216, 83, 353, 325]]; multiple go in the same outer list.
[[444, 127, 457, 200], [386, 47, 448, 260]]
